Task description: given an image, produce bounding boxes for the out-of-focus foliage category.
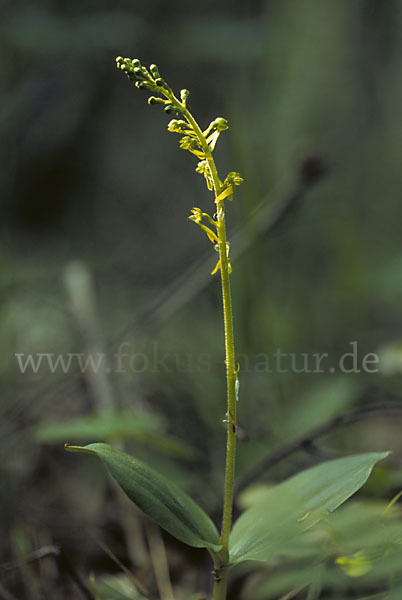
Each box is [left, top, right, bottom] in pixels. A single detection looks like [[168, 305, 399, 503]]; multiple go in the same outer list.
[[1, 0, 402, 598], [93, 573, 147, 600], [241, 500, 402, 600], [229, 452, 388, 564]]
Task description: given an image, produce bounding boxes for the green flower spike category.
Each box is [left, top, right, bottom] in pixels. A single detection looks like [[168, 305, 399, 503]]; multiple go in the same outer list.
[[115, 67, 241, 564], [116, 57, 175, 109], [115, 57, 243, 200]]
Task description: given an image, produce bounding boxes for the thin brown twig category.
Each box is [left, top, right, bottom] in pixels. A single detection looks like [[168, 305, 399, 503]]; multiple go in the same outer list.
[[57, 551, 95, 600], [145, 522, 175, 600], [0, 545, 60, 575], [0, 545, 95, 600], [93, 536, 151, 599]]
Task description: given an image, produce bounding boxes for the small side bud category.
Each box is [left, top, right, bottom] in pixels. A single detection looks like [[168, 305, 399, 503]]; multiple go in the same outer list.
[[155, 78, 170, 91], [150, 64, 161, 79], [164, 104, 175, 114], [180, 89, 190, 104], [212, 117, 229, 132], [115, 57, 127, 71], [140, 66, 153, 81], [132, 59, 141, 68], [148, 96, 165, 105]]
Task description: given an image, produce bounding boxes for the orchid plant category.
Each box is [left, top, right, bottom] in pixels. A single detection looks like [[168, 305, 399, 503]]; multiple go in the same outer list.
[[66, 58, 389, 600]]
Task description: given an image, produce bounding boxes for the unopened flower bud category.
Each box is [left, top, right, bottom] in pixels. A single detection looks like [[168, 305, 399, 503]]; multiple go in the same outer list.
[[180, 89, 190, 103], [212, 117, 229, 132], [148, 96, 164, 105], [150, 64, 160, 79]]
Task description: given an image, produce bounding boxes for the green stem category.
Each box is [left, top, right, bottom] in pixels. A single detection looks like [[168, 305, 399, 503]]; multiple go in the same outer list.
[[167, 94, 237, 598], [181, 105, 237, 555], [211, 568, 229, 600], [215, 214, 237, 551]]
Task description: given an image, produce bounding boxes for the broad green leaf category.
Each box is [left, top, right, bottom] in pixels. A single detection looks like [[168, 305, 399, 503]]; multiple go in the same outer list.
[[66, 442, 222, 552], [229, 452, 389, 565], [245, 501, 402, 598]]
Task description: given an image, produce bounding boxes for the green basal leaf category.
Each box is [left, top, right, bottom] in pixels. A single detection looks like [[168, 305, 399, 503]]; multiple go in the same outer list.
[[66, 442, 222, 553], [229, 452, 389, 565]]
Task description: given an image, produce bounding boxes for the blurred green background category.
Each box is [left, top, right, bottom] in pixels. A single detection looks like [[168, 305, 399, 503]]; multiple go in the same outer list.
[[2, 0, 402, 598]]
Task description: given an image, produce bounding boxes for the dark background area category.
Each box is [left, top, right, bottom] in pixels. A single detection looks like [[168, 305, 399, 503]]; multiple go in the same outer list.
[[1, 1, 402, 598]]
